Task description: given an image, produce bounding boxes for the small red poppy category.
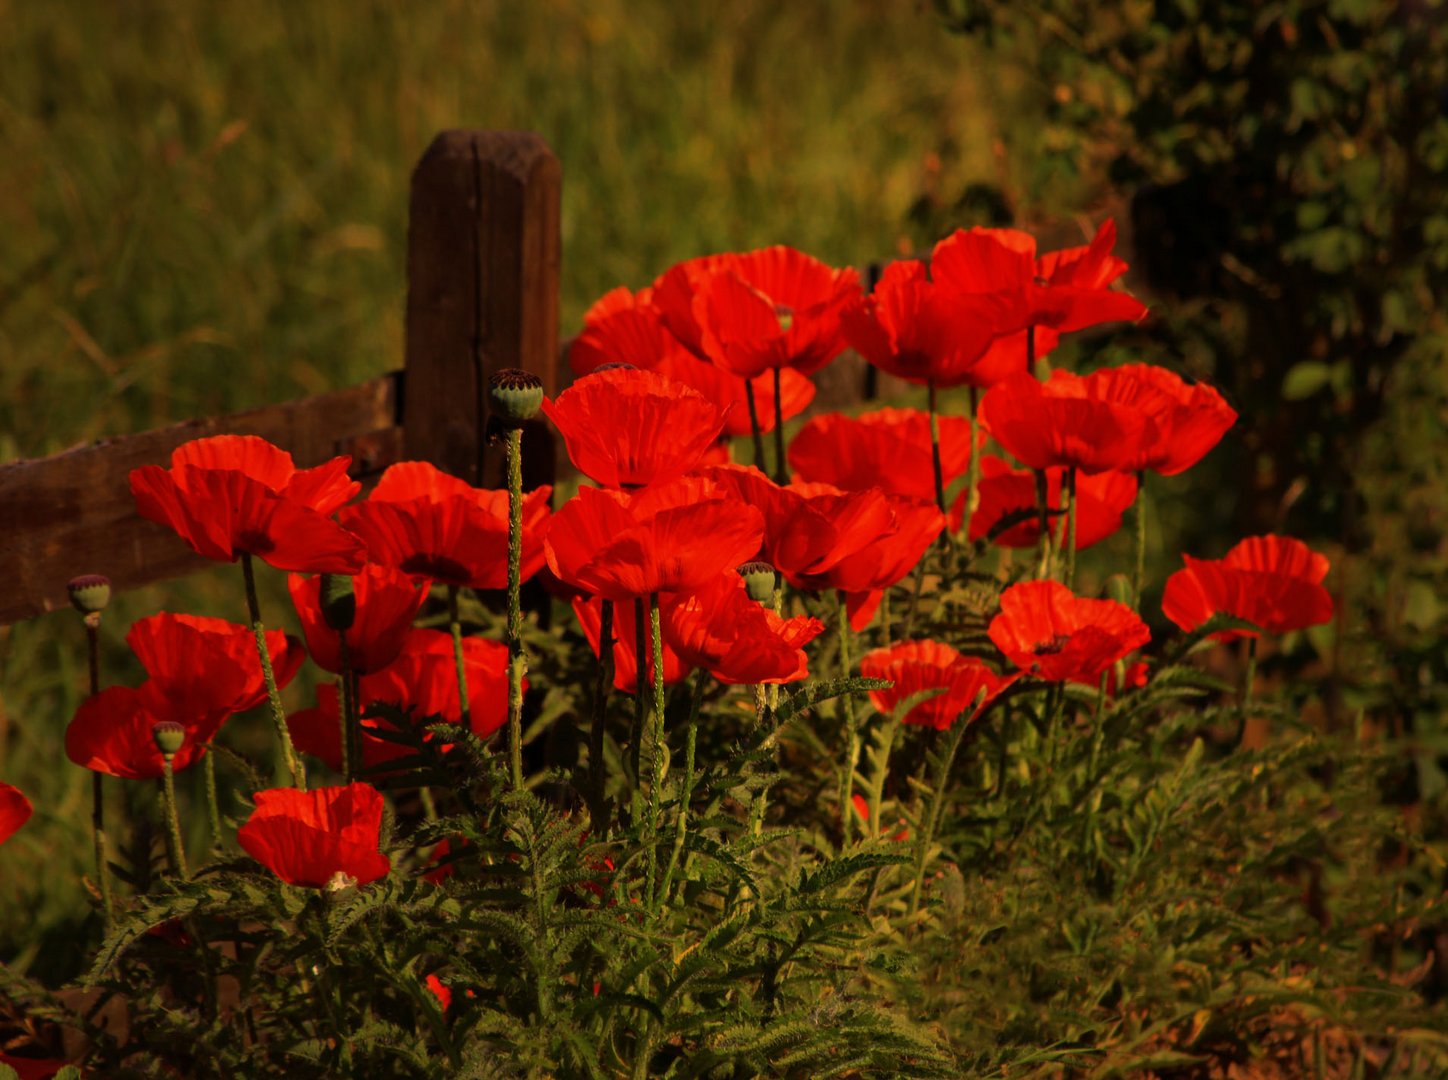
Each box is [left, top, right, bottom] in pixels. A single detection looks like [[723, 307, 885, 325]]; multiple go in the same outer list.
[[660, 573, 825, 686], [544, 476, 765, 601], [288, 564, 426, 675], [787, 407, 979, 503], [1162, 534, 1334, 639], [950, 457, 1138, 550], [426, 973, 453, 1013], [541, 367, 731, 488], [571, 595, 692, 693], [0, 782, 32, 847], [130, 434, 367, 574], [650, 252, 737, 357], [237, 782, 391, 888], [839, 260, 1011, 388], [931, 220, 1147, 347], [850, 794, 910, 842], [691, 247, 862, 378], [859, 640, 1018, 729], [989, 580, 1150, 683], [339, 461, 551, 590], [1077, 363, 1237, 476], [978, 370, 1157, 475]]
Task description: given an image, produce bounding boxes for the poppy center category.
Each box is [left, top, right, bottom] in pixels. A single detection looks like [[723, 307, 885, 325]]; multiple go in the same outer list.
[[400, 554, 473, 585], [1033, 634, 1073, 656], [237, 530, 277, 555]]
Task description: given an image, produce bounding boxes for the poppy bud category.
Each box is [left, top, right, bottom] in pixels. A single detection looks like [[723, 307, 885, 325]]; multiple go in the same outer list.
[[320, 574, 356, 632], [1103, 574, 1134, 607], [325, 870, 359, 895], [68, 574, 112, 615], [736, 561, 777, 604], [151, 721, 186, 759], [488, 368, 545, 427]]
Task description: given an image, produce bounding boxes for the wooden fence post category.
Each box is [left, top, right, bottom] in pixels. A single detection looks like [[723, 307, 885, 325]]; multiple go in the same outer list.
[[403, 130, 561, 492]]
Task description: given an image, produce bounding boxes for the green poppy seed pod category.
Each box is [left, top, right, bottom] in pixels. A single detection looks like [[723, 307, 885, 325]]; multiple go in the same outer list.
[[320, 573, 356, 632], [773, 303, 794, 332], [151, 721, 186, 759], [67, 574, 112, 615], [1103, 574, 1134, 607], [736, 561, 777, 604], [488, 368, 545, 428]]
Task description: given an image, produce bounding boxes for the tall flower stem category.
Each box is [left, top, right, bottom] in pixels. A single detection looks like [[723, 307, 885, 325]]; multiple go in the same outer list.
[[643, 595, 667, 910], [83, 616, 114, 926], [338, 636, 357, 783], [159, 761, 189, 879], [927, 379, 946, 513], [744, 380, 767, 475], [772, 367, 788, 485], [908, 717, 968, 918], [589, 599, 615, 831], [958, 387, 981, 544], [1063, 466, 1079, 591], [242, 552, 305, 790], [836, 590, 861, 846], [630, 598, 647, 793], [1026, 324, 1037, 377], [1237, 636, 1259, 748], [446, 585, 471, 733], [1034, 470, 1054, 581], [1080, 672, 1110, 857], [659, 671, 706, 907], [504, 425, 527, 790], [1132, 471, 1147, 610], [204, 752, 223, 853]]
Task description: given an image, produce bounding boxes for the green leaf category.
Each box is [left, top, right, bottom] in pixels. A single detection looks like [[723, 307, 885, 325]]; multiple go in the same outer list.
[[1281, 360, 1333, 400]]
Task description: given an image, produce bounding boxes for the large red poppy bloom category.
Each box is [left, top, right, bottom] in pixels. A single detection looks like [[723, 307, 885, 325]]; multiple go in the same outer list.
[[839, 260, 1011, 388], [684, 247, 862, 378], [130, 434, 366, 574], [931, 220, 1147, 354], [339, 461, 551, 590], [288, 564, 426, 675], [978, 370, 1158, 474], [1077, 363, 1237, 476], [572, 595, 692, 693], [859, 640, 1018, 729], [1162, 535, 1334, 640], [950, 457, 1138, 550], [545, 476, 765, 601], [661, 573, 825, 685], [699, 466, 895, 593], [787, 407, 978, 503], [541, 367, 730, 488], [0, 782, 32, 847], [237, 783, 391, 888], [989, 580, 1150, 683], [650, 253, 737, 358], [67, 614, 303, 780], [814, 492, 946, 630]]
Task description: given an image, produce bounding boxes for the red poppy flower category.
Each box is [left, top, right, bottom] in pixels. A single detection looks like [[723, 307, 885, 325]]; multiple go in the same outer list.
[[426, 973, 453, 1013], [978, 370, 1160, 475], [660, 573, 825, 685], [288, 564, 426, 675], [688, 247, 862, 378], [931, 220, 1147, 349], [819, 493, 946, 630], [950, 457, 1138, 550], [545, 476, 765, 601], [839, 260, 1011, 388], [339, 461, 551, 590], [130, 434, 366, 574], [572, 595, 692, 693], [541, 367, 731, 488], [699, 466, 895, 593], [0, 782, 32, 847], [658, 351, 815, 438], [289, 628, 515, 771], [859, 640, 1018, 729], [650, 252, 736, 357], [1077, 363, 1237, 476], [67, 614, 302, 780], [989, 580, 1150, 683], [787, 407, 978, 503], [1162, 534, 1334, 640], [237, 782, 391, 888]]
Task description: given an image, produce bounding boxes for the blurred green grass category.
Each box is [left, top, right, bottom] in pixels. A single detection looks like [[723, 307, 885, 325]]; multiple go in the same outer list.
[[0, 0, 1021, 966]]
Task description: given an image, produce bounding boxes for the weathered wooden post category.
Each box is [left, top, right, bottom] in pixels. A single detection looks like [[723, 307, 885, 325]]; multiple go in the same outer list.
[[402, 130, 561, 492]]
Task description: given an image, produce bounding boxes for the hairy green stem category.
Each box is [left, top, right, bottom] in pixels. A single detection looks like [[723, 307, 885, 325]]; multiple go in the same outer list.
[[836, 590, 861, 846], [644, 595, 667, 910], [589, 599, 615, 831], [772, 366, 788, 485], [159, 760, 189, 879], [744, 379, 767, 475], [1063, 466, 1079, 591], [204, 751, 223, 853], [630, 598, 647, 793], [338, 635, 357, 783], [242, 552, 305, 789], [1033, 470, 1053, 581], [908, 718, 968, 918], [84, 618, 114, 926], [504, 426, 526, 789], [1132, 471, 1147, 610], [446, 584, 471, 733], [1237, 636, 1259, 748], [660, 673, 705, 907], [927, 379, 946, 513], [959, 387, 981, 544]]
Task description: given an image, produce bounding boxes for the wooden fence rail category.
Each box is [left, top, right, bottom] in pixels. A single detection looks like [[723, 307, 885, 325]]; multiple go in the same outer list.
[[0, 130, 561, 626]]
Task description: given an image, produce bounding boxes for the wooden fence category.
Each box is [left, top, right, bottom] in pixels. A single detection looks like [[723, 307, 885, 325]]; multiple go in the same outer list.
[[0, 130, 561, 626]]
